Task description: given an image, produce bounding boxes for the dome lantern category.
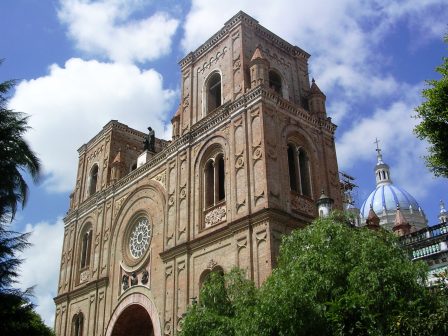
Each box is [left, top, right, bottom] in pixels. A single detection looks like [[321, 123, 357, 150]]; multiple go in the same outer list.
[[360, 139, 428, 231]]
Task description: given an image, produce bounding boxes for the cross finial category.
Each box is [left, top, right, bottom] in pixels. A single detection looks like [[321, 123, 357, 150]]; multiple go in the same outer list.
[[374, 138, 383, 164], [374, 138, 381, 153]]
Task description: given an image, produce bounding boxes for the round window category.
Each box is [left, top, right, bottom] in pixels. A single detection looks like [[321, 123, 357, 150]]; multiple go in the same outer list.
[[129, 217, 152, 259]]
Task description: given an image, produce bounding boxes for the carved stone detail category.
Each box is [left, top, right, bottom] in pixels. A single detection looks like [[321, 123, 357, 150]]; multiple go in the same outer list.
[[290, 194, 316, 216], [114, 194, 128, 218], [197, 47, 228, 74], [204, 204, 227, 228], [152, 170, 166, 188], [235, 155, 244, 170], [80, 270, 90, 283], [207, 259, 218, 270], [253, 146, 262, 161]]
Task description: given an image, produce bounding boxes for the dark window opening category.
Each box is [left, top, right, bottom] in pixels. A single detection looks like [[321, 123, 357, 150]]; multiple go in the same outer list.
[[287, 144, 298, 191], [89, 165, 99, 195], [80, 230, 92, 269], [73, 313, 83, 336], [131, 163, 137, 171], [207, 73, 222, 113], [298, 149, 311, 197], [204, 160, 214, 208], [217, 155, 225, 201], [269, 71, 282, 95]]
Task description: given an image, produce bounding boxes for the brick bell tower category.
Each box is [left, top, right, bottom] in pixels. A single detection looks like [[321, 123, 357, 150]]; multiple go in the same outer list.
[[54, 11, 341, 336]]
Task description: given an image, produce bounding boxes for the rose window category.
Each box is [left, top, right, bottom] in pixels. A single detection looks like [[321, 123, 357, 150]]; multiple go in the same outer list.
[[129, 217, 151, 259]]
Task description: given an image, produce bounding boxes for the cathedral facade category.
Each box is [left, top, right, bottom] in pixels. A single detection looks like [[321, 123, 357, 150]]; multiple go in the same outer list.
[[53, 11, 341, 336]]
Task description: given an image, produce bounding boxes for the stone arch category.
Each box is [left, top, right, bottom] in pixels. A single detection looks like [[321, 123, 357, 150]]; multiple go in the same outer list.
[[193, 136, 230, 231], [203, 70, 223, 116], [282, 124, 319, 200], [75, 218, 94, 283], [108, 182, 167, 300], [268, 67, 289, 98], [105, 293, 161, 336], [88, 163, 99, 196], [199, 265, 224, 290]]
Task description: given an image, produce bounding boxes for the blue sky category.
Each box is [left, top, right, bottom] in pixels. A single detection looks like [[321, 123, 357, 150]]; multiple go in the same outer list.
[[1, 0, 447, 327]]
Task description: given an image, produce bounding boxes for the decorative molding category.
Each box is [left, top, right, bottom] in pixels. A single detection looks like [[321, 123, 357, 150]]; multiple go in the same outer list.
[[198, 47, 228, 75], [255, 191, 265, 203], [235, 155, 244, 170], [255, 229, 267, 242], [80, 270, 90, 283], [236, 200, 246, 212], [290, 194, 316, 217], [252, 146, 263, 161], [114, 194, 128, 218], [204, 204, 227, 228], [165, 265, 173, 278], [207, 259, 218, 270], [236, 237, 247, 250], [152, 170, 167, 189]]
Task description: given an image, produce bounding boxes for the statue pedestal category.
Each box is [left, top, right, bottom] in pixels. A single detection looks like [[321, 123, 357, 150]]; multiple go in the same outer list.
[[137, 151, 154, 168]]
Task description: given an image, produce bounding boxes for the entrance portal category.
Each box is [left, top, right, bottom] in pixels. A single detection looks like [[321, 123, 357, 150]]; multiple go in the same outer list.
[[111, 304, 154, 336]]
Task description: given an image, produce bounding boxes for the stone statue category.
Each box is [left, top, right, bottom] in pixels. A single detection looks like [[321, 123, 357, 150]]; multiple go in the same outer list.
[[122, 274, 129, 291], [143, 126, 155, 152], [141, 270, 149, 285], [130, 272, 138, 286]]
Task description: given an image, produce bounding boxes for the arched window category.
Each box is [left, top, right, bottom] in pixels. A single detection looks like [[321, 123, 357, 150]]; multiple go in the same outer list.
[[203, 152, 226, 209], [72, 313, 84, 336], [80, 228, 92, 269], [204, 160, 215, 208], [269, 70, 282, 96], [287, 144, 298, 192], [88, 164, 99, 196], [287, 144, 312, 198], [217, 154, 225, 202], [298, 149, 311, 197], [206, 72, 222, 113]]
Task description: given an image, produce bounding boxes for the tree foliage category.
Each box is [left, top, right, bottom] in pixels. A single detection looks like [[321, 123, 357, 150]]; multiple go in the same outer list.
[[181, 213, 448, 336], [0, 68, 52, 335], [180, 268, 258, 336], [414, 34, 448, 178], [0, 68, 41, 222]]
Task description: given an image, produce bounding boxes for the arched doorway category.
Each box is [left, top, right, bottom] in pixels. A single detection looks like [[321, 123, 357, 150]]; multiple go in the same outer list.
[[111, 304, 153, 336], [105, 293, 162, 336]]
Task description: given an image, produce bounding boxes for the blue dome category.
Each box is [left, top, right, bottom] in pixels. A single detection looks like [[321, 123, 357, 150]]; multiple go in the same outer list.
[[360, 184, 421, 219]]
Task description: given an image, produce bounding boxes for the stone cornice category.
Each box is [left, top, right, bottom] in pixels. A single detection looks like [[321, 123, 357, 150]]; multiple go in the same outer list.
[[65, 86, 336, 224], [179, 11, 309, 69], [53, 277, 109, 304]]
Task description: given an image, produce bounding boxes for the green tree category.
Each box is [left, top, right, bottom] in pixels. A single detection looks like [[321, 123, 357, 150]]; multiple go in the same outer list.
[[182, 213, 448, 335], [180, 268, 258, 336], [414, 34, 448, 178], [0, 72, 41, 221], [0, 70, 52, 335], [253, 213, 445, 336]]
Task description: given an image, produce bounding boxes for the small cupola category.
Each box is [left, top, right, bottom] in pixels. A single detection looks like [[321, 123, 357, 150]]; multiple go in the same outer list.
[[365, 205, 380, 230], [249, 45, 269, 89], [308, 78, 327, 118], [393, 205, 411, 236], [373, 139, 392, 186], [439, 200, 447, 224], [316, 190, 334, 218]]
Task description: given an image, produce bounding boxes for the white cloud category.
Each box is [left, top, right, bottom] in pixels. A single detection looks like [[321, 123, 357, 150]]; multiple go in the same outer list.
[[58, 0, 179, 63], [182, 0, 447, 120], [336, 84, 435, 198], [10, 58, 177, 192], [18, 217, 65, 327]]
